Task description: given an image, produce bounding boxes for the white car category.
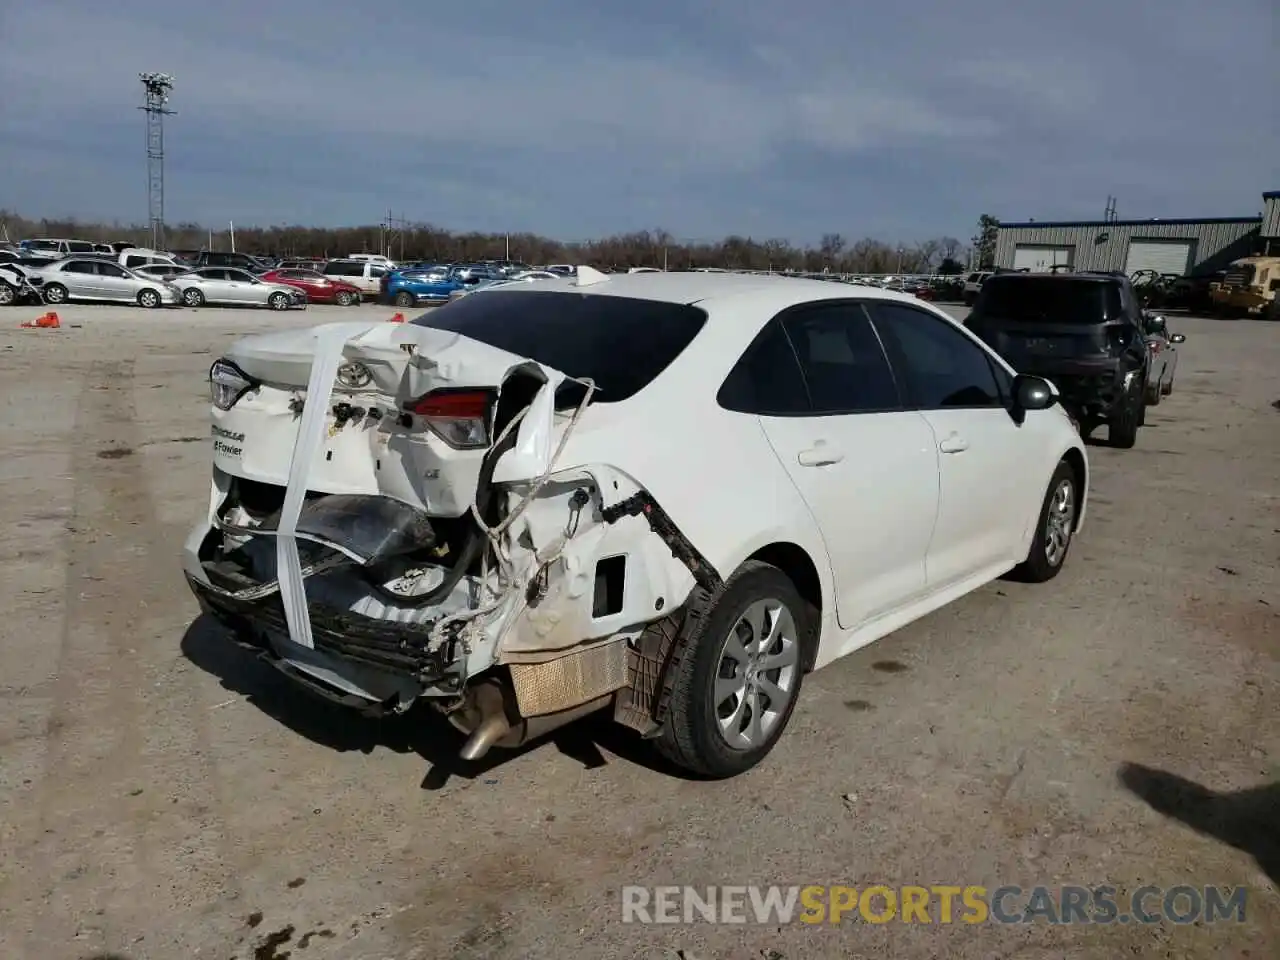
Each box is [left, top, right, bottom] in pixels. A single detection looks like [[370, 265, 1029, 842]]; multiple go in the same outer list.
[[183, 270, 1087, 778], [174, 267, 307, 310], [963, 271, 994, 305], [32, 257, 181, 308]]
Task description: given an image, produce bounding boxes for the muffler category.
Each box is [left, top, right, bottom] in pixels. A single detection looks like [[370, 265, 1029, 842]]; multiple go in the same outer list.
[[448, 677, 612, 762]]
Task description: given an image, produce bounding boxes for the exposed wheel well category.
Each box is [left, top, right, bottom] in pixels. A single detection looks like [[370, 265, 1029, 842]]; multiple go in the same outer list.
[[1060, 448, 1087, 531], [745, 541, 822, 671]]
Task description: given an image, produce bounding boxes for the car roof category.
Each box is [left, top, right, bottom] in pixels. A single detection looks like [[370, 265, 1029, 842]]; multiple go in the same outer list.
[[985, 271, 1122, 285], [487, 270, 936, 309]]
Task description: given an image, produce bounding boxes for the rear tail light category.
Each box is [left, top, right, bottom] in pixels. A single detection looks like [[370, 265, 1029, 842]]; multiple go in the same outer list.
[[406, 388, 495, 448]]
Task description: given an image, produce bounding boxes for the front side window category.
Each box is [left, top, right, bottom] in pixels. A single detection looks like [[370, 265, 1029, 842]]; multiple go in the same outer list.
[[870, 303, 1003, 409]]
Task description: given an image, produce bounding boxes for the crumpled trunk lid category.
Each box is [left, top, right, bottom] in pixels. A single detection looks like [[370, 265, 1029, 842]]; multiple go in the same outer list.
[[214, 321, 569, 513]]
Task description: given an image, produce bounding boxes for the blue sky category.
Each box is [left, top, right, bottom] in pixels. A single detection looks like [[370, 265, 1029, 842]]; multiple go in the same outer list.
[[2, 0, 1277, 245]]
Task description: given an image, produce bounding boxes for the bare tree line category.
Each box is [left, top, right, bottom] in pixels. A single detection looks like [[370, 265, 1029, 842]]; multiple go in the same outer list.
[[1, 211, 977, 274]]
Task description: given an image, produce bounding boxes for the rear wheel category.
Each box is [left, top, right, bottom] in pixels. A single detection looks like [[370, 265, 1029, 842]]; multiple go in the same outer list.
[[1013, 460, 1078, 583], [1108, 379, 1142, 449], [1145, 375, 1162, 406], [395, 290, 415, 307], [655, 561, 810, 778]]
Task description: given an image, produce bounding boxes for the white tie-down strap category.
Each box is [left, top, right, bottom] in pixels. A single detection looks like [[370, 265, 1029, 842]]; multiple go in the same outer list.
[[275, 324, 367, 649]]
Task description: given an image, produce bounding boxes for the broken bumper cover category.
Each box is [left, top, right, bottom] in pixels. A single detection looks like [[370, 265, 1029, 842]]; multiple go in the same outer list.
[[184, 563, 459, 710]]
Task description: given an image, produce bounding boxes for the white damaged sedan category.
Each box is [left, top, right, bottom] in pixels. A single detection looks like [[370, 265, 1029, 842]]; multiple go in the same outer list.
[[183, 269, 1088, 777]]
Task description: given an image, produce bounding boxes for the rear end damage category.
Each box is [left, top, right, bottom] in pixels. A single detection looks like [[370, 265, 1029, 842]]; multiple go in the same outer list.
[[183, 320, 717, 759]]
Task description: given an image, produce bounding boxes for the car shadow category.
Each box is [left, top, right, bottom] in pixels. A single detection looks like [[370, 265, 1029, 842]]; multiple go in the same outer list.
[[180, 614, 692, 788], [1117, 762, 1279, 885]]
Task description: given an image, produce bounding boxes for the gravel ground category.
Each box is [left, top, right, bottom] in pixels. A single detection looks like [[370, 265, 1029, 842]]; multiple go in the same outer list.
[[0, 301, 1276, 960]]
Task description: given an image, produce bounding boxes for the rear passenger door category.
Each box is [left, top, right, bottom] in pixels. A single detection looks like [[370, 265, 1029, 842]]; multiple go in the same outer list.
[[868, 302, 1033, 587], [724, 302, 941, 630]]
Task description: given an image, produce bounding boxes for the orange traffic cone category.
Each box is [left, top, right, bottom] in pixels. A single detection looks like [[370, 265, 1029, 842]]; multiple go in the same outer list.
[[389, 312, 405, 323], [21, 311, 60, 329]]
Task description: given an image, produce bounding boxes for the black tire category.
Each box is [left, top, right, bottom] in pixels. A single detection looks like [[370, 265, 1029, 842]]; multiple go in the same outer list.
[[137, 288, 161, 309], [43, 283, 68, 305], [335, 290, 356, 306], [0, 282, 14, 306], [268, 292, 289, 310], [655, 561, 812, 778], [395, 290, 415, 307], [182, 287, 204, 307], [1077, 417, 1098, 440], [1109, 379, 1142, 449], [1145, 376, 1162, 406], [1161, 376, 1173, 396], [1013, 460, 1078, 583]]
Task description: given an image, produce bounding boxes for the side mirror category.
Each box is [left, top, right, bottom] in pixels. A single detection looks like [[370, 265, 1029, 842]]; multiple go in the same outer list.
[[1010, 374, 1057, 425], [1170, 333, 1186, 344], [1147, 315, 1167, 333]]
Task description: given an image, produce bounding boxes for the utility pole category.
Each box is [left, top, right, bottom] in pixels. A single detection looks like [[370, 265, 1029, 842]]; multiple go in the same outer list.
[[139, 72, 175, 250]]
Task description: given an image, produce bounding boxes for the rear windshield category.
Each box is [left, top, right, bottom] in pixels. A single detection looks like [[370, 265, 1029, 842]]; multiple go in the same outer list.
[[414, 290, 707, 404], [973, 277, 1123, 323]]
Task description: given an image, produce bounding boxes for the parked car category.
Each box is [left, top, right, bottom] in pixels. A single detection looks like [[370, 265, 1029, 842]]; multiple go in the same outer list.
[[172, 267, 307, 310], [276, 259, 329, 273], [184, 271, 1087, 779], [259, 268, 363, 306], [322, 259, 390, 299], [962, 271, 994, 305], [119, 247, 187, 271], [385, 266, 464, 306], [195, 251, 272, 273], [19, 238, 100, 259], [30, 257, 181, 308], [963, 271, 1152, 447], [0, 264, 44, 306], [1141, 314, 1186, 402], [133, 263, 192, 282]]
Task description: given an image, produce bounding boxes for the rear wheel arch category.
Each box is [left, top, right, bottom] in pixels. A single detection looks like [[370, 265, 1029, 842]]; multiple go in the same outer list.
[[742, 542, 824, 671]]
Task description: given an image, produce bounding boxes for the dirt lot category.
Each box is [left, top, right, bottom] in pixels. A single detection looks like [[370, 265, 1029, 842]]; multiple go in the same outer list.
[[0, 301, 1276, 960]]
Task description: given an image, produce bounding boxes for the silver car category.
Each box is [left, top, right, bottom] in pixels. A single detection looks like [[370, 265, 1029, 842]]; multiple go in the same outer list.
[[32, 257, 181, 308], [174, 267, 308, 310], [133, 263, 192, 282]]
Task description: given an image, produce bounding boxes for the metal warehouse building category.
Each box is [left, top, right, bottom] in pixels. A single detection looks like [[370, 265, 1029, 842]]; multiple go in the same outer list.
[[994, 189, 1280, 276]]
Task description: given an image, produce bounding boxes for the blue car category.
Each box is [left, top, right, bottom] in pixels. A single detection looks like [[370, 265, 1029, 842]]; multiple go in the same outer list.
[[385, 265, 463, 306]]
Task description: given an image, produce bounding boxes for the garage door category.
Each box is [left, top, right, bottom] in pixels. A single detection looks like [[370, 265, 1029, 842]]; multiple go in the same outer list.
[[1125, 240, 1194, 277], [1012, 245, 1074, 272]]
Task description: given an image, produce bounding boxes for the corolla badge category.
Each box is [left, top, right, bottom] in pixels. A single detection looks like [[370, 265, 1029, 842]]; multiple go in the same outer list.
[[336, 361, 373, 389]]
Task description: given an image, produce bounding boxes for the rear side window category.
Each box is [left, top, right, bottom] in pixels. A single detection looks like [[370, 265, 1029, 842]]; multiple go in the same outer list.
[[68, 241, 95, 253], [717, 321, 810, 415], [415, 290, 707, 405], [974, 277, 1123, 323]]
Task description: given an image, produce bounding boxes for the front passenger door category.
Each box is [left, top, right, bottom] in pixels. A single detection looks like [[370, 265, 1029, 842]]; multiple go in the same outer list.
[[869, 302, 1037, 587]]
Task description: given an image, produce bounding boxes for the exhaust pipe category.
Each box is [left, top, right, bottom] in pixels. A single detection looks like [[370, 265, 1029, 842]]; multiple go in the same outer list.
[[449, 677, 612, 762]]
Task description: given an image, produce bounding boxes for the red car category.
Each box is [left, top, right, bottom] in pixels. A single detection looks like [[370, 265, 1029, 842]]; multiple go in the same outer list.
[[259, 269, 363, 306]]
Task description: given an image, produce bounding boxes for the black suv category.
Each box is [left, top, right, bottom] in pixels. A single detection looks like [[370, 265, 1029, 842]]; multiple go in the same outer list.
[[963, 272, 1151, 448]]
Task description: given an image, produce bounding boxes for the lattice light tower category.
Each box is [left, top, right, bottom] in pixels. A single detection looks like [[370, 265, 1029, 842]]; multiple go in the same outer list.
[[139, 72, 176, 250]]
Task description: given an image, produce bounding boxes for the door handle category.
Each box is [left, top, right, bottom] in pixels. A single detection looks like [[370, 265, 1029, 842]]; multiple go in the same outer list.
[[797, 446, 844, 467], [939, 434, 969, 454]]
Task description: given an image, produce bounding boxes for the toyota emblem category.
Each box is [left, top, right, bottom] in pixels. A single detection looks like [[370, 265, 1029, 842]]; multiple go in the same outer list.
[[336, 361, 373, 389]]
